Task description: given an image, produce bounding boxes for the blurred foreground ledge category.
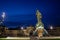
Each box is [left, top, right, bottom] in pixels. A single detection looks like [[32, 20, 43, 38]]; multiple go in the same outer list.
[[0, 36, 60, 40]]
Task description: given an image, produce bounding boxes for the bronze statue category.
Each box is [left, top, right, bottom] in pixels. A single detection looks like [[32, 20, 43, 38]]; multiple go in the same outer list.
[[35, 10, 44, 38]]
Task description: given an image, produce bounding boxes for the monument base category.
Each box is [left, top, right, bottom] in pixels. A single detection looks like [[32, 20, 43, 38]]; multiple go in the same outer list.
[[37, 29, 43, 38]]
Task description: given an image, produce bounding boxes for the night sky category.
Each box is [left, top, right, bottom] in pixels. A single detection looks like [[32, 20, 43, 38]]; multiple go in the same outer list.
[[0, 0, 60, 28]]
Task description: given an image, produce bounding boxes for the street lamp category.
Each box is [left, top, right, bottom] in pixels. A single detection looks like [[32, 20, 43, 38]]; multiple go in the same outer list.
[[50, 26, 53, 30], [21, 27, 24, 30], [1, 12, 5, 21], [0, 12, 6, 25]]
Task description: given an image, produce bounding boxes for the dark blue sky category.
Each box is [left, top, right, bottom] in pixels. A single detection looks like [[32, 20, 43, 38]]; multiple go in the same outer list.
[[0, 0, 60, 28]]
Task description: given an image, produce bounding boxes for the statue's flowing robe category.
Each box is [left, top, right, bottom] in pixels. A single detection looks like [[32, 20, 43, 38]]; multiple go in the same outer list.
[[34, 10, 44, 37]]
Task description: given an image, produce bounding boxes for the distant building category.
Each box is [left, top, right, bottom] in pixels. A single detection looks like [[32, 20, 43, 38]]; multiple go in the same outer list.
[[0, 25, 35, 37], [47, 27, 60, 36]]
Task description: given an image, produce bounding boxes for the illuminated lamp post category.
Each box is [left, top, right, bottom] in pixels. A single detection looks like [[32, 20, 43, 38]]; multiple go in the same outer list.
[[50, 26, 53, 30], [0, 12, 5, 25], [21, 27, 24, 30], [1, 12, 5, 21]]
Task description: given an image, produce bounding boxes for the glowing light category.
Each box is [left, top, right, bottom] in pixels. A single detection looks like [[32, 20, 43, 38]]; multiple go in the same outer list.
[[50, 26, 53, 30], [2, 12, 5, 19], [21, 27, 24, 30]]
